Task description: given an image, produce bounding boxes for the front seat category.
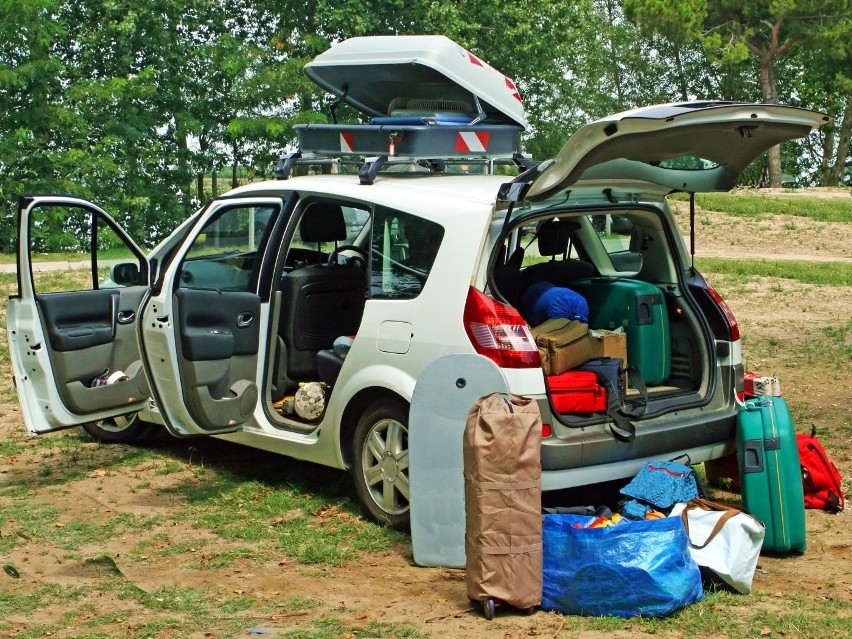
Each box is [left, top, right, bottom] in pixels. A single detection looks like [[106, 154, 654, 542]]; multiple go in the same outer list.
[[278, 202, 367, 383]]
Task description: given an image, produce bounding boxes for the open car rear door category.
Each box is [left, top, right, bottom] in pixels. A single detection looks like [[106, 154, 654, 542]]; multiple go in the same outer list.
[[139, 195, 291, 437], [7, 196, 151, 434], [501, 102, 831, 203]]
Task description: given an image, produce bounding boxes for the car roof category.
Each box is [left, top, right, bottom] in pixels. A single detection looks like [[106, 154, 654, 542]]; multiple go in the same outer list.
[[226, 172, 508, 209]]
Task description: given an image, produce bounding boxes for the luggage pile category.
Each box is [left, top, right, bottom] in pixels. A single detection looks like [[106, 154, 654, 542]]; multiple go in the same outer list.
[[522, 276, 669, 422]]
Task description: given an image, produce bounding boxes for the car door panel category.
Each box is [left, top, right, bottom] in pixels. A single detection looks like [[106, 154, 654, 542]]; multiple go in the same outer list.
[[38, 290, 116, 351], [173, 289, 261, 429], [36, 288, 150, 415]]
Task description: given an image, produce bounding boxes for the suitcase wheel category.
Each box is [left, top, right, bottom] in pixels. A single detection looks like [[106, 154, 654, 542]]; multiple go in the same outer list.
[[483, 597, 496, 620]]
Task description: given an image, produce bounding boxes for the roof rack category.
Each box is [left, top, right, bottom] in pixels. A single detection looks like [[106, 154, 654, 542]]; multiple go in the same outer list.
[[274, 151, 534, 184]]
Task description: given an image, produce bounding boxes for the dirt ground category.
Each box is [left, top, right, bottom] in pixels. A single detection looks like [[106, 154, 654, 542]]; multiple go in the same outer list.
[[1, 188, 850, 638]]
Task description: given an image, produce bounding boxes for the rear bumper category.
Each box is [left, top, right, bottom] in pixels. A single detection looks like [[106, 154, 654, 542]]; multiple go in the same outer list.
[[538, 402, 737, 489]]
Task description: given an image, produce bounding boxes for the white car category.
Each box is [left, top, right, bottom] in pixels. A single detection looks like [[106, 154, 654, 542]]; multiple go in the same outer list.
[[7, 36, 828, 532]]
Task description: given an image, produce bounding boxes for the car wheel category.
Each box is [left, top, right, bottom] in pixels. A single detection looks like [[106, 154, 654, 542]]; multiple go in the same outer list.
[[82, 413, 153, 444], [352, 399, 410, 531]]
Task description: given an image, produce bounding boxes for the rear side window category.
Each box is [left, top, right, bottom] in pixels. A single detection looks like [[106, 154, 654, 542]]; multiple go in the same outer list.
[[370, 206, 444, 299]]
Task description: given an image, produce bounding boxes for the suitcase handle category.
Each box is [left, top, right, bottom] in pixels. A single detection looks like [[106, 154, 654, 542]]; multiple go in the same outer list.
[[742, 438, 764, 474]]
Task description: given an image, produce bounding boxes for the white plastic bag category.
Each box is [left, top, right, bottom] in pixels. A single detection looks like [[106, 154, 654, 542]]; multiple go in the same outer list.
[[670, 498, 765, 594]]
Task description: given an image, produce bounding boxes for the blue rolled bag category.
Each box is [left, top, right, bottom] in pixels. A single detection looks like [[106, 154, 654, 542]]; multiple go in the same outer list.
[[541, 513, 703, 618]]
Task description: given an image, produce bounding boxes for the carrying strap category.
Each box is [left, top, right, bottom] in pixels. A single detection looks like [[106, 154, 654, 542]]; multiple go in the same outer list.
[[680, 498, 750, 549], [598, 365, 648, 443], [598, 376, 635, 442]]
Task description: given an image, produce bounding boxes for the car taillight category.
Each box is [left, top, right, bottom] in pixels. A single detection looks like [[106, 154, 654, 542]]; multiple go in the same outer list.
[[701, 276, 740, 342], [463, 287, 540, 368]]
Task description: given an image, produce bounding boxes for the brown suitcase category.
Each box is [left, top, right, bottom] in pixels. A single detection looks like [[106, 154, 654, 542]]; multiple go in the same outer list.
[[464, 393, 542, 619], [531, 318, 592, 375]]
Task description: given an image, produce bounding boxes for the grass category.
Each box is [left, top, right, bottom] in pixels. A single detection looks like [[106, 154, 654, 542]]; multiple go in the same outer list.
[[694, 257, 852, 286], [670, 192, 852, 224]]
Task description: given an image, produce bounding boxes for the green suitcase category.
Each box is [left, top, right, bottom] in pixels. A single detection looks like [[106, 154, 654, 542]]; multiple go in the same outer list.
[[736, 397, 806, 553], [569, 278, 671, 385]]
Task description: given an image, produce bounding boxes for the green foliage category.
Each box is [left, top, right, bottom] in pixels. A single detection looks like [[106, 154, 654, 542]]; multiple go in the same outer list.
[[0, 0, 848, 254]]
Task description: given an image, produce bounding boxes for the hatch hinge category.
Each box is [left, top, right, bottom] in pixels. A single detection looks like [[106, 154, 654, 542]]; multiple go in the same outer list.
[[497, 158, 555, 202]]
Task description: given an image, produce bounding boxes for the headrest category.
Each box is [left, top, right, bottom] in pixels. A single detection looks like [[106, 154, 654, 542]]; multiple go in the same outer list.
[[300, 202, 347, 243], [537, 218, 579, 256]]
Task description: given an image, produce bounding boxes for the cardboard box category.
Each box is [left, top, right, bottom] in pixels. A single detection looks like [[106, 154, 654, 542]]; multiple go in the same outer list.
[[589, 330, 627, 365]]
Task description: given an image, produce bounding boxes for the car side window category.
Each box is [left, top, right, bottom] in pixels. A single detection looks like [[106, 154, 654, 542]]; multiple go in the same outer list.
[[177, 204, 274, 291], [27, 204, 143, 294], [370, 206, 444, 299], [589, 214, 643, 273]]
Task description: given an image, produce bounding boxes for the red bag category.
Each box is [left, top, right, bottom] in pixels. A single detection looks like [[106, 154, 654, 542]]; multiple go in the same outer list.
[[796, 427, 845, 512], [546, 371, 606, 414]]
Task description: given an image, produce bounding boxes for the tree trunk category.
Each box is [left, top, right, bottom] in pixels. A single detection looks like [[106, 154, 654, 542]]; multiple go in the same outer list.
[[759, 58, 783, 187], [825, 98, 852, 186], [604, 0, 624, 108], [673, 44, 688, 101], [818, 124, 836, 185]]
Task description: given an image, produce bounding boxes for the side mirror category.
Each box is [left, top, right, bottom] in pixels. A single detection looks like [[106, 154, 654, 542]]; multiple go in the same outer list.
[[109, 262, 140, 286]]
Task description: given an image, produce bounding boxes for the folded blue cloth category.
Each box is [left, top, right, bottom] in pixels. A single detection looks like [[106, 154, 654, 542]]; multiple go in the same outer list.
[[621, 461, 701, 511]]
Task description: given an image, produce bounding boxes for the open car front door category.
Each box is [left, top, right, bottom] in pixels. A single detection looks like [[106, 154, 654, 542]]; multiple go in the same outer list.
[[7, 196, 151, 435], [139, 195, 291, 437]]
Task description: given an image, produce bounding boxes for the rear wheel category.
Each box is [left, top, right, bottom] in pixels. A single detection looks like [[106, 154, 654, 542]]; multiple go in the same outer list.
[[352, 399, 410, 531], [82, 413, 153, 444]]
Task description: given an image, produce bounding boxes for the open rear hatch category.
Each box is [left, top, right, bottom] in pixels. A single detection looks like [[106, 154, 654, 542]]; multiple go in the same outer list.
[[505, 101, 830, 202]]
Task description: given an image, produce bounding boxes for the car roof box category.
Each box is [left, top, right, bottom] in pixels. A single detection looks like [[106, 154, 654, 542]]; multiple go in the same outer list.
[[298, 36, 527, 160], [304, 35, 528, 130]]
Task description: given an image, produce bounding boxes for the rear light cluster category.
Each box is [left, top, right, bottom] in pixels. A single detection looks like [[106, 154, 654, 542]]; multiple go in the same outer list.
[[463, 287, 540, 368], [702, 275, 740, 342]]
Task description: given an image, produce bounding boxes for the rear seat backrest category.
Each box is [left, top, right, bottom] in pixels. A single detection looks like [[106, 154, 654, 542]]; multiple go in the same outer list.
[[522, 219, 595, 289]]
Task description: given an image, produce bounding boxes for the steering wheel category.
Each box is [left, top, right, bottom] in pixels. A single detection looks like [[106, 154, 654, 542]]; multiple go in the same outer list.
[[329, 244, 369, 268]]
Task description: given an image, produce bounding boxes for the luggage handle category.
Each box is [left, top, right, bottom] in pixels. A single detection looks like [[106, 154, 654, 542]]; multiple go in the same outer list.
[[680, 498, 752, 549]]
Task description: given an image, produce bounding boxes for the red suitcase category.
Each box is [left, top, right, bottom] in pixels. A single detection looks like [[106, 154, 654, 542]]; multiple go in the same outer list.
[[546, 371, 606, 414]]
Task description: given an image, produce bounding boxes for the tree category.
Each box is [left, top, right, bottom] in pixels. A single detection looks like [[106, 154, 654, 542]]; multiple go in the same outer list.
[[623, 0, 852, 187]]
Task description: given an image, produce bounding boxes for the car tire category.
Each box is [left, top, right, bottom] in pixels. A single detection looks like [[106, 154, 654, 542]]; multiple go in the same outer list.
[[82, 413, 153, 444], [352, 399, 410, 531]]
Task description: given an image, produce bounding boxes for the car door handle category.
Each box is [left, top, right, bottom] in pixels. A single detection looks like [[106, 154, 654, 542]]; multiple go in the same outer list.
[[236, 313, 253, 328], [117, 310, 135, 324]]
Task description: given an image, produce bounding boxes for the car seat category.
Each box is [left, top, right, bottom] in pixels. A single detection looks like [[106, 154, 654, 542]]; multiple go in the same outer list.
[[521, 218, 595, 289], [278, 203, 366, 383]]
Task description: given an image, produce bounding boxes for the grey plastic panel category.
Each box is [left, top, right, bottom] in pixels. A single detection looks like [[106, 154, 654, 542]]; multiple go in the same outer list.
[[409, 353, 509, 568]]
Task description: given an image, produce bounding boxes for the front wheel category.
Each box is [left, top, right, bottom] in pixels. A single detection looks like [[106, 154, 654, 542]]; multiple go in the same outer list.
[[352, 399, 410, 531], [82, 413, 153, 444]]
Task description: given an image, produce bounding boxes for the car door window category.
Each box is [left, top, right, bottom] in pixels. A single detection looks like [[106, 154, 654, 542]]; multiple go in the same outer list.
[[177, 204, 272, 291], [28, 204, 144, 294], [370, 206, 444, 299]]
